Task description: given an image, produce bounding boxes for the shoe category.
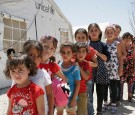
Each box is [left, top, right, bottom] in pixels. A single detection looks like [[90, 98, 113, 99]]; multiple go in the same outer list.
[[102, 104, 108, 112], [111, 106, 117, 114]]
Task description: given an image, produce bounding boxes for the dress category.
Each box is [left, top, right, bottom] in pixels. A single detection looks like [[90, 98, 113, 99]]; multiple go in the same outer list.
[[106, 41, 119, 80], [90, 41, 109, 84], [7, 81, 44, 115]]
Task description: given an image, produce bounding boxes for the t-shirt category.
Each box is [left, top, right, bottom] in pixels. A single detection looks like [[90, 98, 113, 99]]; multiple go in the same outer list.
[[60, 64, 81, 103], [78, 60, 92, 93], [85, 46, 96, 61], [12, 69, 51, 115], [38, 61, 60, 79], [85, 46, 96, 81], [7, 81, 44, 115]]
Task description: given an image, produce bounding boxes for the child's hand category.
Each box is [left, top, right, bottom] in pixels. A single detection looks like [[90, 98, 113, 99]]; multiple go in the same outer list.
[[69, 98, 76, 108]]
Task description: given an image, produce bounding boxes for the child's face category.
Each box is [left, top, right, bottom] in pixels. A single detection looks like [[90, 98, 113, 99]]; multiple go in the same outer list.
[[42, 40, 55, 60], [75, 32, 88, 42], [123, 36, 132, 45], [27, 47, 41, 66], [105, 28, 115, 40], [115, 28, 121, 38], [88, 26, 100, 40], [60, 46, 74, 62], [76, 47, 87, 61], [10, 64, 30, 85]]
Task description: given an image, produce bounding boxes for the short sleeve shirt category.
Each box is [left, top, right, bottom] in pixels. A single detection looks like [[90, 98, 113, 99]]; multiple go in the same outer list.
[[7, 82, 44, 115]]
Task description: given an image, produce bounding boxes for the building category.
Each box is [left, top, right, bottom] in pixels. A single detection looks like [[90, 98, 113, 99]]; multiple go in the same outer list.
[[0, 0, 73, 89]]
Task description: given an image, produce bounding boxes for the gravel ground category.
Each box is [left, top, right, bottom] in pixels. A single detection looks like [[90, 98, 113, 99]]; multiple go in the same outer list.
[[0, 83, 135, 115]]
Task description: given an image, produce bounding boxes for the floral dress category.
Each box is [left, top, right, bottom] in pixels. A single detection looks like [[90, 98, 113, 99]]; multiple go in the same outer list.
[[121, 44, 135, 84]]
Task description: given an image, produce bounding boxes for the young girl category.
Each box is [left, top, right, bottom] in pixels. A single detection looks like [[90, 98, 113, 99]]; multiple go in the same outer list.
[[38, 36, 68, 115], [23, 40, 54, 115], [121, 32, 135, 102], [60, 41, 81, 115], [38, 36, 67, 82], [74, 28, 97, 115], [75, 42, 91, 115], [103, 26, 123, 114], [5, 53, 45, 115], [88, 23, 110, 115]]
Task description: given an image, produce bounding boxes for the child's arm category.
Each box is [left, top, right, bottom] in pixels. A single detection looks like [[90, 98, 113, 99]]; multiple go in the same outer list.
[[56, 70, 68, 82], [69, 80, 80, 107], [89, 55, 98, 67], [45, 84, 54, 115], [120, 40, 127, 59], [117, 43, 123, 76], [6, 99, 11, 115], [96, 51, 108, 61], [77, 62, 90, 80], [36, 95, 45, 115]]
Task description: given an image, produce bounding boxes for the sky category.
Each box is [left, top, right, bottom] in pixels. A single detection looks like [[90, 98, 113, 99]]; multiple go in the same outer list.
[[55, 0, 134, 36]]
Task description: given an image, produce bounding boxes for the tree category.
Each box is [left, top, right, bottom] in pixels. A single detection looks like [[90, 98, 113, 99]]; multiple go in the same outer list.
[[129, 1, 135, 35]]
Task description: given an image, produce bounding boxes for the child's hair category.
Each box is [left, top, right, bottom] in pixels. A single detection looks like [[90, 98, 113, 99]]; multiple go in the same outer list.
[[113, 24, 122, 31], [4, 53, 37, 79], [40, 36, 58, 63], [105, 25, 116, 33], [40, 36, 58, 49], [87, 23, 102, 40], [60, 41, 76, 53], [122, 32, 133, 41], [75, 42, 89, 53], [23, 40, 43, 58], [74, 28, 88, 39]]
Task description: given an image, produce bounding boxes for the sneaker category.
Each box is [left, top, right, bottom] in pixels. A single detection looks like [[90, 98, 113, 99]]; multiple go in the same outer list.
[[102, 104, 108, 112], [111, 106, 117, 114]]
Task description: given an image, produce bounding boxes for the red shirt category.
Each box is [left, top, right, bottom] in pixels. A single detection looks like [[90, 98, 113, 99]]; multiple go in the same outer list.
[[38, 62, 60, 79], [78, 60, 92, 93], [85, 46, 96, 61], [85, 46, 96, 81], [7, 82, 44, 115]]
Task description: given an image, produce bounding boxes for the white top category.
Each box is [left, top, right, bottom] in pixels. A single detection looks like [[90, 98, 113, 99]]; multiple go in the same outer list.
[[12, 68, 52, 115]]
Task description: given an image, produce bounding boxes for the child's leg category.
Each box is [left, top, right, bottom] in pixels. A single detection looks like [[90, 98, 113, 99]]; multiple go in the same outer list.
[[96, 84, 105, 114], [110, 80, 117, 114], [120, 78, 124, 100], [56, 107, 64, 115], [127, 79, 133, 102], [66, 106, 77, 115], [77, 93, 87, 115], [86, 80, 94, 115]]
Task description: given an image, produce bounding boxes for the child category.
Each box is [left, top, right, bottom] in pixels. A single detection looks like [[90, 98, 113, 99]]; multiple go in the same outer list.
[[60, 41, 81, 115], [113, 24, 126, 105], [39, 36, 67, 82], [5, 53, 45, 115], [121, 32, 135, 102], [38, 36, 68, 115], [103, 26, 123, 114], [75, 42, 91, 115], [74, 28, 97, 115], [88, 23, 110, 115], [7, 48, 15, 59], [23, 40, 54, 115]]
